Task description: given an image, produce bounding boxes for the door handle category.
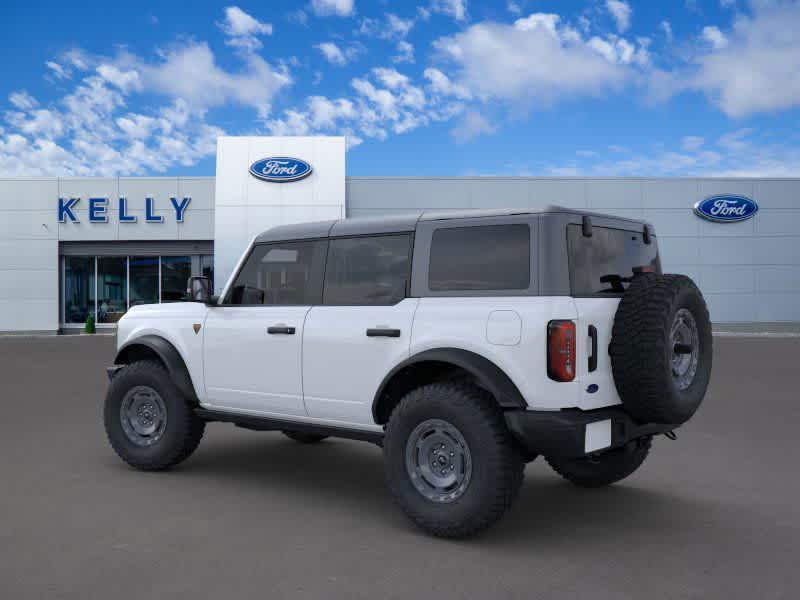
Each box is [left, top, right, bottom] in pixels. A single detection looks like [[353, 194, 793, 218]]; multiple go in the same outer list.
[[588, 325, 598, 372], [366, 328, 401, 338], [267, 325, 295, 335]]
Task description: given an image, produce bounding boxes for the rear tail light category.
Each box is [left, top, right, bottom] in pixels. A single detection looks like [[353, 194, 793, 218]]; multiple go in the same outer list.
[[548, 320, 576, 382]]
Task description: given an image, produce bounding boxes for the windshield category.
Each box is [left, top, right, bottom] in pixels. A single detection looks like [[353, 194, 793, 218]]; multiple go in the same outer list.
[[567, 224, 661, 295]]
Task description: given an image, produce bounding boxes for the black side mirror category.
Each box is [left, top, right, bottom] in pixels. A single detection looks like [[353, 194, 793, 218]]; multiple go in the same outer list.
[[187, 276, 214, 304]]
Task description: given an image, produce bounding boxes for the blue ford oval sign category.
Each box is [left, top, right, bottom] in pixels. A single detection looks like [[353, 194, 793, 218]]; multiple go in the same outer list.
[[693, 195, 758, 223], [249, 157, 312, 183]]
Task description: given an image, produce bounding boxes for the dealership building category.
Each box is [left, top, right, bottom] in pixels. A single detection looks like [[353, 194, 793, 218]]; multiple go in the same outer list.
[[1, 136, 798, 334]]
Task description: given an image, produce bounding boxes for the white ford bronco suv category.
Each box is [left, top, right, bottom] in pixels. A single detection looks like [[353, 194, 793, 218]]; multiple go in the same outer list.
[[104, 207, 712, 538]]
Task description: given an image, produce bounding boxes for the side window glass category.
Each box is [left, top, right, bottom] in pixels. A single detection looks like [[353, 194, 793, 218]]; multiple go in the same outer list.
[[428, 224, 531, 291], [226, 240, 327, 305], [323, 235, 411, 306]]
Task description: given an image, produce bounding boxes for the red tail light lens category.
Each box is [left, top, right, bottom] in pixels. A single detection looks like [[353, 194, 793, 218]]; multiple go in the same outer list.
[[548, 320, 576, 382]]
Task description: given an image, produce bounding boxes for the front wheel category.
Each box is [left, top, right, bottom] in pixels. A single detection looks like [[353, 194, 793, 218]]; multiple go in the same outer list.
[[104, 360, 205, 471], [545, 437, 651, 488], [384, 382, 524, 538]]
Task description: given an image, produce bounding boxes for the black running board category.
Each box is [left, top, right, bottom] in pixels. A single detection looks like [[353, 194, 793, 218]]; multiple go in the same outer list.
[[195, 408, 384, 445]]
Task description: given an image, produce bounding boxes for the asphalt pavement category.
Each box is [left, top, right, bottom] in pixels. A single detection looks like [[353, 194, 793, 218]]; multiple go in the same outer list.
[[1, 334, 798, 599]]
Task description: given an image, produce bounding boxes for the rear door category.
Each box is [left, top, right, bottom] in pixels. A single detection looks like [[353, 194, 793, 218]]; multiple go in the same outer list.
[[302, 233, 416, 426], [568, 223, 661, 409]]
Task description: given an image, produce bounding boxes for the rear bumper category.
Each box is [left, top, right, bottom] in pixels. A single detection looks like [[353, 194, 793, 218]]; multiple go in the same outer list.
[[504, 406, 675, 459]]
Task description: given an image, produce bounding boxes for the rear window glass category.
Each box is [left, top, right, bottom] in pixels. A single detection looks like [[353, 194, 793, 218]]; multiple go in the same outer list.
[[428, 224, 531, 291], [567, 224, 661, 295]]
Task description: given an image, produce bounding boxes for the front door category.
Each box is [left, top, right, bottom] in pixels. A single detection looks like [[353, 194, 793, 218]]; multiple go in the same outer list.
[[203, 239, 327, 417], [302, 233, 415, 426]]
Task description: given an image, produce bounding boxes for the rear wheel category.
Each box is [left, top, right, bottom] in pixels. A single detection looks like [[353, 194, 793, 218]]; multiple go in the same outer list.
[[281, 430, 328, 444], [546, 437, 651, 488], [104, 360, 205, 471], [384, 382, 524, 538]]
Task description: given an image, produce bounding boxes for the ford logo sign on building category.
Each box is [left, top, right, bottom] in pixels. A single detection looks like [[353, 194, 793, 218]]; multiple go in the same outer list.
[[694, 195, 758, 223], [249, 157, 313, 183]]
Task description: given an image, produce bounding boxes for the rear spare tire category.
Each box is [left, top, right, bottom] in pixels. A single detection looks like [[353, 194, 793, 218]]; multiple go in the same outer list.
[[609, 273, 712, 425]]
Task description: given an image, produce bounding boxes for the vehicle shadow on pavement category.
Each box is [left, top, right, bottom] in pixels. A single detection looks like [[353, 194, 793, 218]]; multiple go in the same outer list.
[[131, 426, 718, 546]]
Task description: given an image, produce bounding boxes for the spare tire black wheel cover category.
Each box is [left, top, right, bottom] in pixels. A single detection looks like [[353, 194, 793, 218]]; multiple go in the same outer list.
[[609, 273, 712, 425]]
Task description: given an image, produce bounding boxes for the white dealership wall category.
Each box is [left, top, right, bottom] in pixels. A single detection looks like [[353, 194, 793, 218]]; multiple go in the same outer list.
[[0, 135, 799, 333], [213, 136, 345, 294], [0, 176, 215, 333]]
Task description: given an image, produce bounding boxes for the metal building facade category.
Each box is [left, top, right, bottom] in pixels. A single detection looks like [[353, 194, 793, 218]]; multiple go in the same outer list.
[[1, 173, 798, 333]]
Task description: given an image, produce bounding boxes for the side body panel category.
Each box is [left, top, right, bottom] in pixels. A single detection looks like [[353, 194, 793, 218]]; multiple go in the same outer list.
[[115, 302, 210, 401], [410, 297, 583, 411], [203, 305, 310, 416], [301, 298, 418, 428]]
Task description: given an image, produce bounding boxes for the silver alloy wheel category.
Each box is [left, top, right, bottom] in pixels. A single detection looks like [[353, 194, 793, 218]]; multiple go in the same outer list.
[[405, 419, 472, 503], [120, 385, 167, 447], [670, 308, 700, 390]]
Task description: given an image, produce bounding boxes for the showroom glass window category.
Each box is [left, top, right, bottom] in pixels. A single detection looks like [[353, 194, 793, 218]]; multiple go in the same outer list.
[[61, 254, 214, 327], [226, 241, 327, 305], [129, 256, 158, 307], [97, 257, 127, 324], [323, 234, 411, 305], [64, 256, 95, 324], [428, 225, 530, 291], [161, 256, 191, 302]]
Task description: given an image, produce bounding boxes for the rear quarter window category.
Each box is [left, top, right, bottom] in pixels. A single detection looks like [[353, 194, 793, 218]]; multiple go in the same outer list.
[[567, 224, 660, 295], [428, 224, 531, 291]]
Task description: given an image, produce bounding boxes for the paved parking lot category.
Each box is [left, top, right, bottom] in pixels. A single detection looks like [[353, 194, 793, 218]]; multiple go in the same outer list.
[[1, 335, 798, 599]]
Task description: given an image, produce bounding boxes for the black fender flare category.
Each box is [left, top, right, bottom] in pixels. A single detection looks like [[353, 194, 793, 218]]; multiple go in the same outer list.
[[372, 348, 528, 423], [114, 335, 199, 403]]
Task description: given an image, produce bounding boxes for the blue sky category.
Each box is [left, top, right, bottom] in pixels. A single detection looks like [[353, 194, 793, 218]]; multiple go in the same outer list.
[[1, 0, 798, 177]]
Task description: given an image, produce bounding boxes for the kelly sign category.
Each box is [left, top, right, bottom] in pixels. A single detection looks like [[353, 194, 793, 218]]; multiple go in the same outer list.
[[58, 197, 191, 223]]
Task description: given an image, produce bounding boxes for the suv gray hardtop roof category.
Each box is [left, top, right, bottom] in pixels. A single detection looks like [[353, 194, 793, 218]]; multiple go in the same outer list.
[[254, 206, 653, 244]]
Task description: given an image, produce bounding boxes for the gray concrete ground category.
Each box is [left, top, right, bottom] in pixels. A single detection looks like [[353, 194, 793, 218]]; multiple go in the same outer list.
[[1, 336, 798, 599]]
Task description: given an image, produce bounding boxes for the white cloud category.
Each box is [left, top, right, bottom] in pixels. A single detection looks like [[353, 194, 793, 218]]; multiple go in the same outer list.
[[701, 25, 728, 49], [314, 42, 363, 66], [660, 20, 673, 42], [266, 66, 463, 145], [546, 128, 800, 177], [45, 61, 71, 80], [430, 0, 468, 21], [606, 0, 632, 33], [691, 1, 800, 116], [310, 0, 354, 17], [9, 91, 38, 111], [386, 14, 415, 38], [507, 1, 522, 16], [0, 35, 288, 175], [451, 110, 496, 142], [423, 67, 472, 100], [393, 41, 415, 63], [432, 13, 638, 107], [218, 6, 272, 51], [682, 135, 705, 152]]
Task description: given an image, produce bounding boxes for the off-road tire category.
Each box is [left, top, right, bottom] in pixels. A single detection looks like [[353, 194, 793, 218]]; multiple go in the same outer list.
[[610, 273, 712, 425], [104, 360, 205, 471], [546, 437, 651, 488], [384, 382, 524, 538], [281, 430, 328, 444]]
